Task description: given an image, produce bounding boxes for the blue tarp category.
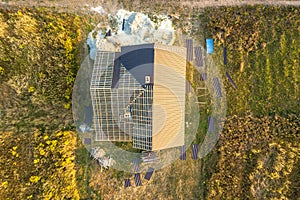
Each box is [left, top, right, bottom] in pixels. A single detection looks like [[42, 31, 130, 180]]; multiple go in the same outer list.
[[206, 38, 214, 54]]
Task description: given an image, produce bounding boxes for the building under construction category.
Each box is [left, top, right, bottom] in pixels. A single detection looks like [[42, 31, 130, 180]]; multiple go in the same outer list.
[[90, 43, 186, 151]]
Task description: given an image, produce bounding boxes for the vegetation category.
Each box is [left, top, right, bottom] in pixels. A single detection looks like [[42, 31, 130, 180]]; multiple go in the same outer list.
[[0, 131, 79, 199], [0, 7, 84, 134], [208, 114, 299, 199], [201, 5, 300, 116], [0, 6, 94, 199], [0, 3, 299, 200]]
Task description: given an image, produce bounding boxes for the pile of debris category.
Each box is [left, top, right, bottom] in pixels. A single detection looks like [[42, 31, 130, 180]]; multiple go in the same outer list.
[[141, 151, 158, 163], [90, 147, 115, 169]]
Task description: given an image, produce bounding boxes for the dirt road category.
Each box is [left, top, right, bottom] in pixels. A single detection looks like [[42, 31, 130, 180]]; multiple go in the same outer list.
[[181, 0, 300, 8], [1, 0, 299, 13]]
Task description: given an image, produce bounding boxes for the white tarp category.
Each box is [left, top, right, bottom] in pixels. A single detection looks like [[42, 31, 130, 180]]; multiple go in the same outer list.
[[87, 9, 175, 60]]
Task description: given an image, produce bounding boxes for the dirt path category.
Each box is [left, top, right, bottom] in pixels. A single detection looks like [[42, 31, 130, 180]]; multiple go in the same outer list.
[[1, 0, 299, 14], [181, 0, 300, 8]]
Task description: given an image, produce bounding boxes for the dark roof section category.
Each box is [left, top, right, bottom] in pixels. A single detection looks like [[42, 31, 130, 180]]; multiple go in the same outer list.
[[111, 52, 121, 88], [120, 44, 154, 86]]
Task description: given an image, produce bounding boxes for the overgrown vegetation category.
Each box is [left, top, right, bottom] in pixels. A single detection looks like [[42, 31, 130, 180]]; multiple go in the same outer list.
[[209, 114, 299, 199], [202, 5, 300, 116], [0, 131, 79, 199], [0, 6, 95, 199], [0, 7, 85, 133]]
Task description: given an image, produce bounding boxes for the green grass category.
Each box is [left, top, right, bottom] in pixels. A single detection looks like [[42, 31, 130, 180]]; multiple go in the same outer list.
[[201, 5, 299, 116]]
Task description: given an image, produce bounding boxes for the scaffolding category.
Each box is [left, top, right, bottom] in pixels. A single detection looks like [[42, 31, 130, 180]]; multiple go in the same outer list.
[[90, 43, 186, 151]]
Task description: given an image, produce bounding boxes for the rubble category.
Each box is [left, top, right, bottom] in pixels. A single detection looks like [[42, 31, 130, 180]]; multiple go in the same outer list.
[[90, 147, 116, 169]]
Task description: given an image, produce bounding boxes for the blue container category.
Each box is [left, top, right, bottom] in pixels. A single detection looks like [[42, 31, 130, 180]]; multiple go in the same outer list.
[[206, 38, 214, 54]]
